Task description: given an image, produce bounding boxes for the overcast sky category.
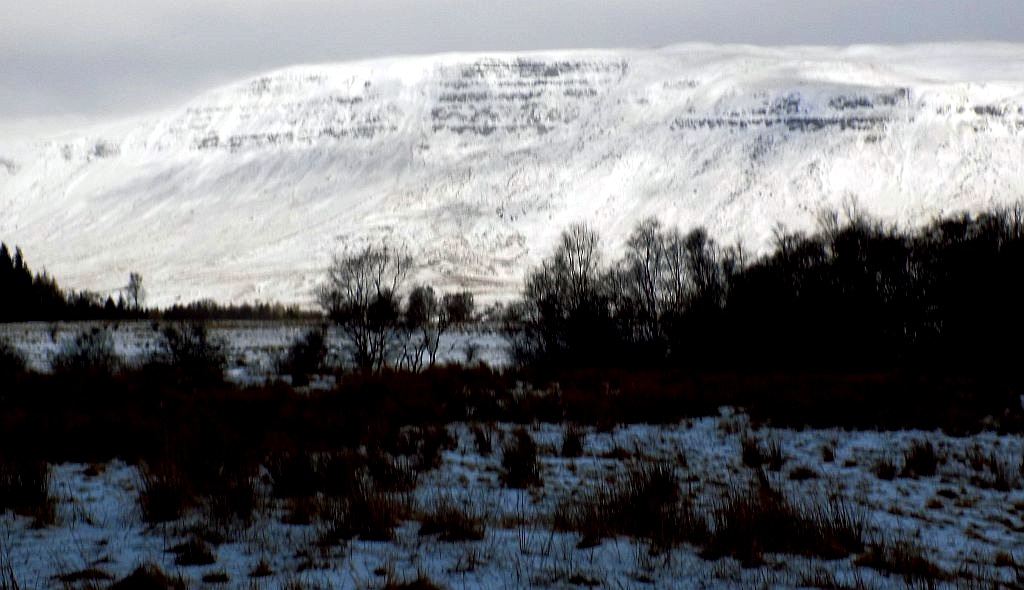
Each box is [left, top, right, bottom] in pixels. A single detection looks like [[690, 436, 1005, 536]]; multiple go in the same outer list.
[[3, 0, 1023, 122]]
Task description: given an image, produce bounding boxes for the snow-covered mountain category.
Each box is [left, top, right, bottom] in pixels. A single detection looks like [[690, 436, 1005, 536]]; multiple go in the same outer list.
[[3, 44, 1024, 307]]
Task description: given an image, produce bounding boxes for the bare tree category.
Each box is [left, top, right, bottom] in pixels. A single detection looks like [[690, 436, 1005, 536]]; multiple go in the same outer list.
[[514, 223, 614, 366], [316, 243, 411, 373], [623, 217, 668, 340], [126, 272, 145, 309], [401, 287, 476, 372], [526, 222, 604, 311]]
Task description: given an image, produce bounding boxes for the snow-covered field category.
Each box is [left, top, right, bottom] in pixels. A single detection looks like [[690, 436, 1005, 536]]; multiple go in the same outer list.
[[3, 324, 1022, 588], [3, 419, 1022, 589], [0, 321, 509, 380], [3, 44, 1024, 307]]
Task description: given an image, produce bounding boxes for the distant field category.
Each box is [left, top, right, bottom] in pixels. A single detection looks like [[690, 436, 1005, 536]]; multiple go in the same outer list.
[[0, 321, 509, 381]]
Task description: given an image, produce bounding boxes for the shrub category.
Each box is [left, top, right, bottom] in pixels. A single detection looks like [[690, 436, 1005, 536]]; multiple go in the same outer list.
[[500, 429, 541, 488], [148, 322, 225, 387], [170, 537, 217, 566], [366, 451, 419, 493], [382, 576, 445, 590], [418, 494, 485, 541], [821, 443, 836, 463], [250, 559, 274, 578], [266, 451, 364, 499], [470, 423, 492, 456], [788, 465, 818, 481], [740, 433, 784, 471], [108, 563, 186, 590], [201, 571, 229, 584], [51, 328, 120, 376], [279, 327, 328, 386], [138, 461, 193, 523], [873, 457, 897, 480], [395, 425, 454, 471], [555, 459, 706, 550], [55, 567, 113, 585], [855, 535, 946, 583], [704, 477, 864, 565], [320, 480, 409, 543], [561, 423, 585, 458], [901, 440, 939, 478], [0, 458, 55, 526], [203, 467, 258, 528], [0, 339, 26, 377], [971, 450, 1020, 491]]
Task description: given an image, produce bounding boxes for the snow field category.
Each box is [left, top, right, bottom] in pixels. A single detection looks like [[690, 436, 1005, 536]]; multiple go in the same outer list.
[[0, 321, 509, 381], [2, 418, 1023, 589]]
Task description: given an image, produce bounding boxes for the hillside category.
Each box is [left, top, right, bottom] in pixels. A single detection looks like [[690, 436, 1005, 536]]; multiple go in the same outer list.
[[2, 43, 1024, 307]]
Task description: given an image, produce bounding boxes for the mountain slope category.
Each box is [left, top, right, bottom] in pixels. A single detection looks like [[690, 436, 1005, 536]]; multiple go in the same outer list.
[[3, 44, 1024, 306]]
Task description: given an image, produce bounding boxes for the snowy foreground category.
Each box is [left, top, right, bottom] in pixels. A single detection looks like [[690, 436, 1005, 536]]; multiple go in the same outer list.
[[2, 322, 1023, 588], [3, 419, 1023, 589]]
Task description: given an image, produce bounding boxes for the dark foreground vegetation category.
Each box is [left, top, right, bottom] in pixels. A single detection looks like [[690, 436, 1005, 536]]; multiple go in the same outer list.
[[504, 201, 1024, 377], [1, 203, 1022, 462], [2, 203, 1024, 587]]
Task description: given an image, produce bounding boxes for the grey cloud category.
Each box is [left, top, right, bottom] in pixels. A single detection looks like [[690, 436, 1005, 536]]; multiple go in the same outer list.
[[2, 0, 1023, 120]]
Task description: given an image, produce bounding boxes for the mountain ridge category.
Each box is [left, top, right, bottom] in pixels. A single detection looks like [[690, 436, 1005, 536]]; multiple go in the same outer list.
[[2, 44, 1024, 307]]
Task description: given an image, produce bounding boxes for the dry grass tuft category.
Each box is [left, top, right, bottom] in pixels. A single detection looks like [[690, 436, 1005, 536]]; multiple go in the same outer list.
[[740, 433, 784, 471], [500, 428, 541, 488], [0, 458, 55, 527], [417, 494, 485, 542], [555, 459, 707, 550], [704, 475, 864, 566], [856, 534, 947, 583], [901, 440, 939, 478]]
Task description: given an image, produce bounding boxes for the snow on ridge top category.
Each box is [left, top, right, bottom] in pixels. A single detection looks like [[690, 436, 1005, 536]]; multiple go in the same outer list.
[[4, 44, 1024, 307], [140, 44, 1024, 152]]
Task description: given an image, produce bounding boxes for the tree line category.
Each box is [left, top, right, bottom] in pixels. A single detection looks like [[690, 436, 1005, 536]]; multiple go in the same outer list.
[[501, 202, 1024, 375], [0, 243, 147, 321], [8, 197, 1024, 377], [0, 244, 316, 322]]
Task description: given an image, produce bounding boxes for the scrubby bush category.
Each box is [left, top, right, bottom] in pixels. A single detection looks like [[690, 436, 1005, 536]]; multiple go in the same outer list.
[[203, 466, 258, 528], [555, 459, 706, 550], [170, 537, 217, 566], [279, 327, 328, 386], [108, 563, 187, 590], [704, 476, 864, 565], [469, 422, 493, 456], [0, 458, 55, 526], [418, 494, 485, 541], [500, 428, 541, 488], [320, 480, 409, 543], [873, 456, 897, 480], [138, 461, 193, 523], [382, 576, 445, 590], [266, 451, 364, 499], [51, 328, 120, 376], [393, 424, 454, 471], [147, 322, 225, 387], [856, 534, 947, 583], [740, 433, 784, 471], [561, 423, 585, 458], [901, 440, 939, 478], [0, 339, 26, 377]]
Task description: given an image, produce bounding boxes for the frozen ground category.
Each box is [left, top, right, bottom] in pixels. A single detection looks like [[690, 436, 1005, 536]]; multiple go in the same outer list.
[[0, 321, 509, 380], [2, 418, 1022, 589]]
